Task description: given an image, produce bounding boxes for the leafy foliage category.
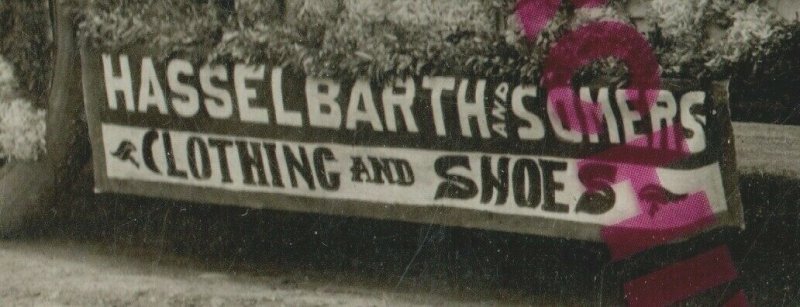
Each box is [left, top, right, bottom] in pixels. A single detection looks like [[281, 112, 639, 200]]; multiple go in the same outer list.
[[0, 57, 46, 160], [78, 0, 633, 83], [728, 22, 800, 124], [0, 1, 52, 107], [704, 1, 787, 77], [71, 0, 800, 125], [80, 0, 226, 61], [646, 0, 788, 79], [0, 1, 49, 159]]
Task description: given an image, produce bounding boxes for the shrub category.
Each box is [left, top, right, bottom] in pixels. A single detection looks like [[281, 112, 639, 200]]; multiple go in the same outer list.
[[728, 22, 800, 124], [71, 0, 800, 125], [0, 56, 46, 160], [80, 0, 642, 83], [705, 2, 787, 77], [0, 98, 46, 160], [0, 1, 52, 107], [80, 0, 225, 61]]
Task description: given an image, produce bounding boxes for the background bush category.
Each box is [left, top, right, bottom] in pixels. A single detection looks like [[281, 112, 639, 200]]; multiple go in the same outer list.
[[80, 0, 622, 83], [729, 22, 800, 124], [0, 0, 52, 108], [0, 1, 50, 160], [5, 0, 800, 123]]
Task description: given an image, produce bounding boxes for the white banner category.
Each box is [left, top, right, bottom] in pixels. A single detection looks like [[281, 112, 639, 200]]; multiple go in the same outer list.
[[102, 123, 729, 226]]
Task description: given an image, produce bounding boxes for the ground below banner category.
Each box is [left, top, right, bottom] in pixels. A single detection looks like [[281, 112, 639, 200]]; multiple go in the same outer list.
[[0, 163, 795, 305]]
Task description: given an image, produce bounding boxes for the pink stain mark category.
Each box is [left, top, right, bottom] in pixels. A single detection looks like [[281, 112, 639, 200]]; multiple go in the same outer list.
[[516, 0, 561, 40], [580, 126, 717, 260], [528, 17, 714, 259], [723, 291, 750, 307], [602, 193, 716, 261], [516, 0, 608, 42], [546, 87, 605, 135], [531, 17, 716, 260], [542, 22, 660, 135], [623, 246, 739, 307], [515, 3, 747, 305]]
